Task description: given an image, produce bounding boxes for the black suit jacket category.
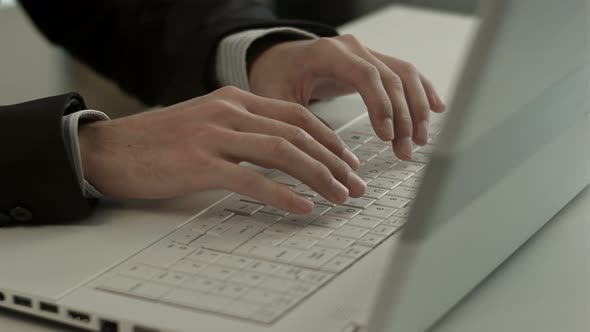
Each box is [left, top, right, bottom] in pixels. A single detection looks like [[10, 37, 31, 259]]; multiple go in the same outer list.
[[0, 0, 337, 225]]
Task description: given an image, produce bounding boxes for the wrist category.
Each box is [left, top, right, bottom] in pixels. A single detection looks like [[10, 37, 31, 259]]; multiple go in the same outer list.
[[78, 121, 106, 189]]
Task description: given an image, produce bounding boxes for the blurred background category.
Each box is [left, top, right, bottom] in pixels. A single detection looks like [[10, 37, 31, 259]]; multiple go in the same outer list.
[[0, 0, 479, 117], [1, 0, 478, 24]]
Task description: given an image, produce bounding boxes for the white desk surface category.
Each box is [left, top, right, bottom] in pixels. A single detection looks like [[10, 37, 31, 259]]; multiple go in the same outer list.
[[1, 4, 588, 332]]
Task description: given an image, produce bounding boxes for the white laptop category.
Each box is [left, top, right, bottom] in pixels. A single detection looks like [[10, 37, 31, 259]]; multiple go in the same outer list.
[[0, 0, 588, 331]]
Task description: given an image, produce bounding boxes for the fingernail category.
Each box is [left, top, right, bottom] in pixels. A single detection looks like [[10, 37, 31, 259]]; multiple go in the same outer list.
[[416, 120, 429, 145], [347, 171, 367, 195], [380, 118, 395, 141], [433, 92, 446, 112], [331, 178, 349, 202], [397, 137, 413, 160], [294, 195, 314, 214], [343, 148, 360, 170]]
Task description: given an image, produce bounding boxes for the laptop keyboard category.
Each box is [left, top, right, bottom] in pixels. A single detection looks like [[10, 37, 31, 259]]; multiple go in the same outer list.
[[93, 116, 443, 324]]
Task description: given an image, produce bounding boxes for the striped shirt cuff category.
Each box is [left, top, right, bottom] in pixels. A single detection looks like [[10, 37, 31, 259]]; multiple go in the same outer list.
[[216, 27, 318, 91], [62, 110, 110, 198]]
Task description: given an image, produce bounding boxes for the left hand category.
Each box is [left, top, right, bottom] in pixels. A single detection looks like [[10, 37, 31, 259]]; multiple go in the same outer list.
[[249, 34, 446, 160]]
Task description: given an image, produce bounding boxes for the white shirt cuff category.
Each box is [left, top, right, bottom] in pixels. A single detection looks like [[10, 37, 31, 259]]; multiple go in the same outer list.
[[62, 110, 110, 198], [215, 27, 318, 91]]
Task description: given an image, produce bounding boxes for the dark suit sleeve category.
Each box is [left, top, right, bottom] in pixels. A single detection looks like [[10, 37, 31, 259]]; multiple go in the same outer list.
[[0, 94, 93, 225], [18, 0, 338, 107]]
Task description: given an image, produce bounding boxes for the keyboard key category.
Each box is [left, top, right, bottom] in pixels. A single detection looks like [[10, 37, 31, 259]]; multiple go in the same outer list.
[[327, 206, 362, 219], [187, 248, 224, 263], [196, 209, 234, 225], [114, 263, 163, 280], [300, 270, 334, 285], [243, 260, 282, 275], [375, 195, 411, 209], [317, 235, 355, 249], [392, 161, 425, 172], [196, 222, 265, 253], [273, 266, 310, 281], [259, 278, 316, 296], [341, 245, 371, 259], [362, 186, 388, 199], [97, 275, 142, 293], [312, 215, 348, 229], [341, 132, 373, 144], [152, 271, 191, 286], [209, 282, 250, 299], [228, 271, 266, 286], [380, 169, 413, 181], [207, 221, 235, 236], [332, 225, 369, 239], [251, 212, 281, 225], [282, 214, 318, 226], [134, 242, 194, 268], [389, 186, 419, 199], [170, 259, 206, 275], [296, 225, 333, 239], [234, 194, 263, 204], [129, 282, 172, 300], [293, 184, 318, 197], [321, 255, 356, 273], [402, 177, 423, 189], [215, 255, 254, 269], [361, 205, 397, 219], [281, 236, 318, 250], [198, 265, 238, 280], [240, 288, 283, 305], [291, 247, 340, 269], [347, 215, 382, 229], [311, 196, 336, 207], [371, 225, 398, 237], [367, 178, 401, 190], [410, 152, 430, 164], [340, 197, 376, 209], [272, 172, 301, 187], [356, 143, 388, 154], [170, 228, 203, 245], [238, 245, 303, 263], [259, 206, 289, 216], [225, 200, 264, 216], [265, 223, 302, 237], [162, 288, 232, 311], [354, 150, 377, 163], [381, 216, 406, 228], [249, 232, 287, 247], [182, 276, 220, 292], [393, 206, 413, 218], [356, 234, 387, 247]]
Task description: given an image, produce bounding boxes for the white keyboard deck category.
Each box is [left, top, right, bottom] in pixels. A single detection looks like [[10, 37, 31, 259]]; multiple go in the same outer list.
[[93, 116, 443, 324]]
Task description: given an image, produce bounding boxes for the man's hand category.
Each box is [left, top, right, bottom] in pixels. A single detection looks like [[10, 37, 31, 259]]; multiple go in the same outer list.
[[78, 86, 365, 214], [249, 35, 446, 160]]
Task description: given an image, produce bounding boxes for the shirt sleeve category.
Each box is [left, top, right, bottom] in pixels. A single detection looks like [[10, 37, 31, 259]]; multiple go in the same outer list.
[[215, 27, 318, 91], [62, 110, 110, 198]]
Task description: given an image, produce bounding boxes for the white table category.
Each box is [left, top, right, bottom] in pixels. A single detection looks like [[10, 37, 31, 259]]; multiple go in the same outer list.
[[0, 4, 588, 332]]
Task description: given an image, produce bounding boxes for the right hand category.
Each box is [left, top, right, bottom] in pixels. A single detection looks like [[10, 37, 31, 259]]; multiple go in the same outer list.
[[78, 86, 366, 214]]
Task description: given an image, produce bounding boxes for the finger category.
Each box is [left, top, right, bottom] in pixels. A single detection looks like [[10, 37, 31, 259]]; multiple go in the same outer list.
[[419, 73, 446, 113], [307, 38, 395, 141], [216, 161, 314, 214], [354, 49, 414, 158], [240, 95, 360, 170], [230, 112, 366, 197], [216, 129, 351, 204], [371, 55, 431, 146], [370, 49, 446, 113]]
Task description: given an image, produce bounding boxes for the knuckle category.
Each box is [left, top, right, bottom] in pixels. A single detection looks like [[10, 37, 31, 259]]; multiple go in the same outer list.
[[359, 64, 380, 81], [216, 85, 243, 96], [288, 127, 311, 146], [315, 37, 340, 50], [338, 34, 363, 48], [268, 137, 292, 155], [289, 104, 313, 126], [398, 61, 419, 77]]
